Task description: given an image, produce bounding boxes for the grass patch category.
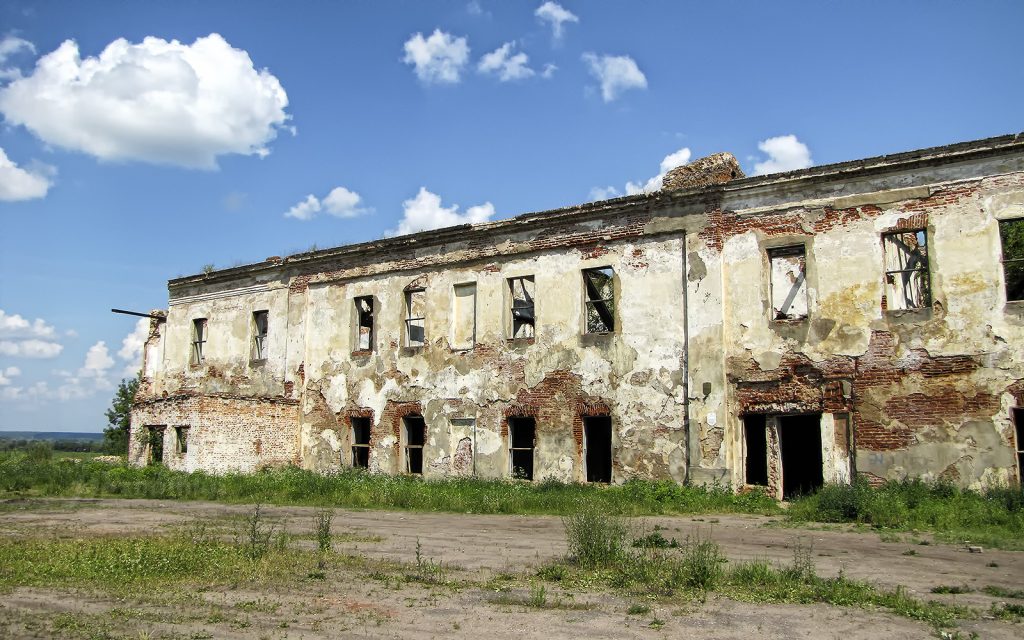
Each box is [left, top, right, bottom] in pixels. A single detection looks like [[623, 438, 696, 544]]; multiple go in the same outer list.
[[931, 585, 973, 594], [0, 452, 777, 517], [787, 478, 1024, 550], [983, 585, 1024, 599]]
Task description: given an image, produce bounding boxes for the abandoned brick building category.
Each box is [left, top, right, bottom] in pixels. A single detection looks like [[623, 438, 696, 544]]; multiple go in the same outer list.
[[129, 133, 1024, 498]]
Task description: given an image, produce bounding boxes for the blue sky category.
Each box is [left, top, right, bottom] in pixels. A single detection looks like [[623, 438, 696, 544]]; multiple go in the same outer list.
[[0, 1, 1022, 432]]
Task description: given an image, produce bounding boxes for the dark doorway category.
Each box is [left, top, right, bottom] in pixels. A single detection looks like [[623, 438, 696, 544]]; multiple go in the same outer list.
[[778, 414, 824, 499], [1013, 408, 1023, 484], [147, 426, 165, 466], [351, 417, 371, 468], [584, 416, 612, 483], [744, 415, 768, 486], [404, 415, 425, 474], [509, 417, 535, 480]]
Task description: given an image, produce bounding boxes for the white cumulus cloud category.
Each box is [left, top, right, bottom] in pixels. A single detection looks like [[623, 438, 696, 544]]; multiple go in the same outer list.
[[0, 339, 63, 358], [478, 42, 534, 81], [590, 147, 692, 200], [118, 317, 148, 377], [0, 309, 57, 339], [390, 187, 495, 236], [78, 341, 114, 378], [0, 366, 20, 386], [402, 30, 470, 85], [753, 134, 813, 175], [582, 53, 647, 102], [535, 2, 579, 40], [284, 186, 370, 221], [0, 33, 290, 169], [0, 147, 52, 201]]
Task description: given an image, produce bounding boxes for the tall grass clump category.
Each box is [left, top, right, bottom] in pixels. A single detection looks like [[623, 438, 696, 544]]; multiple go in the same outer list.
[[788, 478, 1024, 549], [562, 507, 628, 568]]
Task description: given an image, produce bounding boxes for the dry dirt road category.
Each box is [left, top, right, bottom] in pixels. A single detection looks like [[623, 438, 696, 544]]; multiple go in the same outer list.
[[0, 498, 1021, 639]]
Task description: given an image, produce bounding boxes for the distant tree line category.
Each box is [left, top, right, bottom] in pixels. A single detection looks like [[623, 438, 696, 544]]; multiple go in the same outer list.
[[0, 438, 104, 453]]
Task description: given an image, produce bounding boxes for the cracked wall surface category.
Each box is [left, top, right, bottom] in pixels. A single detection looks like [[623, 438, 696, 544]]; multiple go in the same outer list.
[[130, 133, 1024, 491]]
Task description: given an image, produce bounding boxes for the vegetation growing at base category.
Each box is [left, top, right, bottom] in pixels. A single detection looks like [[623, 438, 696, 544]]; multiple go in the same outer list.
[[556, 511, 974, 631], [0, 453, 777, 516], [0, 453, 1020, 547], [786, 477, 1024, 550]]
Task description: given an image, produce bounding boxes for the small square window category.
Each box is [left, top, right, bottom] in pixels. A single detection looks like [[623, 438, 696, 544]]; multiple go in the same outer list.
[[508, 276, 535, 339], [251, 311, 268, 360], [883, 230, 930, 310], [191, 318, 207, 365], [583, 267, 614, 333], [999, 219, 1024, 302]]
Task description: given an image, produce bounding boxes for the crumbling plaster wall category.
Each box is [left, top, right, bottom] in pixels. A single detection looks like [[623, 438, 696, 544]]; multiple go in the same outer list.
[[686, 162, 1024, 491], [298, 235, 688, 483]]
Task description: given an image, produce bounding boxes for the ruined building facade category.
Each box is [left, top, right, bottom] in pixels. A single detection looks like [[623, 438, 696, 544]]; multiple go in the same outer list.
[[130, 133, 1024, 498]]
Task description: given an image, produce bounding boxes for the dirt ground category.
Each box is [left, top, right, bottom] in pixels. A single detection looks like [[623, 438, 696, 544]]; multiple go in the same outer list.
[[0, 498, 1021, 639]]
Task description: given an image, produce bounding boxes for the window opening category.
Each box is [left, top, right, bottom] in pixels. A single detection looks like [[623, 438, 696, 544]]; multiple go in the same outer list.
[[351, 417, 371, 468], [778, 414, 824, 499], [508, 276, 535, 338], [452, 283, 477, 349], [583, 267, 614, 333], [768, 246, 808, 320], [883, 230, 930, 310], [509, 417, 535, 480], [354, 296, 374, 351], [251, 310, 268, 360], [405, 289, 426, 347], [147, 426, 165, 466], [999, 219, 1024, 302], [403, 415, 425, 474], [743, 415, 768, 486], [583, 416, 612, 483], [191, 318, 207, 364], [174, 426, 189, 455]]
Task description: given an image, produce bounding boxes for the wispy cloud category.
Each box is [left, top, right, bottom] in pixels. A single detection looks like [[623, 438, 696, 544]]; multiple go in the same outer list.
[[478, 42, 534, 81], [590, 147, 692, 200], [581, 52, 647, 102], [535, 2, 579, 41], [0, 147, 52, 201]]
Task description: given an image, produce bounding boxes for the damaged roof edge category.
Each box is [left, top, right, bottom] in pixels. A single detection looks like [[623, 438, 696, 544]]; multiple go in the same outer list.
[[170, 131, 1024, 290]]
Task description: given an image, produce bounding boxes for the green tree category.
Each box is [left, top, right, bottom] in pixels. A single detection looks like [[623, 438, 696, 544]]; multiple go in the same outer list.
[[103, 375, 140, 455]]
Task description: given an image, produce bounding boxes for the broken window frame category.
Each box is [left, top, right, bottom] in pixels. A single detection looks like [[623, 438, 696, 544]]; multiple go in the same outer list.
[[191, 318, 207, 365], [767, 245, 808, 321], [174, 426, 189, 455], [508, 276, 536, 339], [405, 289, 426, 348], [351, 417, 371, 468], [353, 296, 374, 352], [882, 229, 931, 310], [999, 218, 1024, 302], [451, 282, 477, 350], [508, 417, 536, 480], [582, 267, 615, 334], [147, 425, 165, 466], [251, 310, 269, 361], [403, 415, 425, 475]]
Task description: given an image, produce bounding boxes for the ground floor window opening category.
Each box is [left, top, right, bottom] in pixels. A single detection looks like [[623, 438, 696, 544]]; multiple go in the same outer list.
[[1013, 407, 1023, 485], [146, 426, 165, 466]]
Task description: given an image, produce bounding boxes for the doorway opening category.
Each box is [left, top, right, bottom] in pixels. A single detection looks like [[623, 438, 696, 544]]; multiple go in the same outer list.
[[509, 417, 535, 480], [583, 416, 612, 483], [147, 426, 165, 466], [403, 415, 425, 474], [778, 414, 824, 499], [743, 414, 768, 486], [351, 417, 371, 468]]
